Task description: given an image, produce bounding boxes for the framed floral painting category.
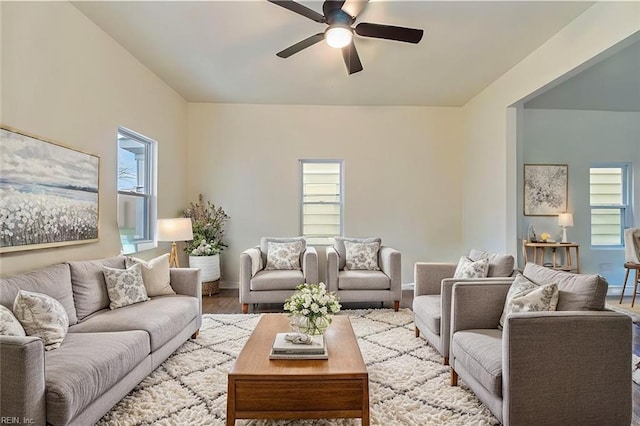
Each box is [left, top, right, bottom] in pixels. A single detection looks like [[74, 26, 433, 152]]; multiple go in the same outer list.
[[523, 164, 568, 216], [0, 126, 100, 253]]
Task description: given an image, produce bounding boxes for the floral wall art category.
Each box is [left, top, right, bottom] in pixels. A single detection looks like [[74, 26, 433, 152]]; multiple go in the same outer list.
[[0, 126, 100, 252], [523, 164, 568, 216]]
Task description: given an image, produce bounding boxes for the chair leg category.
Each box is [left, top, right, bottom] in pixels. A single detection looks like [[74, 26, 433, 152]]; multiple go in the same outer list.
[[620, 267, 631, 304], [450, 368, 458, 386], [191, 329, 199, 339], [443, 357, 449, 366], [242, 304, 248, 314], [393, 300, 400, 312], [415, 326, 420, 338], [632, 269, 640, 308]]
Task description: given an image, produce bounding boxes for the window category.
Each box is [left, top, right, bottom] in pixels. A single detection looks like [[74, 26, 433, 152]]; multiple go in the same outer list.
[[589, 164, 632, 247], [117, 127, 156, 254], [300, 160, 343, 245]]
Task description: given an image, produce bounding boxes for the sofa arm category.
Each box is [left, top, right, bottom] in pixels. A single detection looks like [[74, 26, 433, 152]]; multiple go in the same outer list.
[[503, 311, 632, 425], [379, 246, 401, 298], [450, 281, 512, 333], [303, 246, 318, 284], [414, 263, 457, 296], [326, 247, 339, 293], [0, 336, 46, 425], [170, 268, 201, 298]]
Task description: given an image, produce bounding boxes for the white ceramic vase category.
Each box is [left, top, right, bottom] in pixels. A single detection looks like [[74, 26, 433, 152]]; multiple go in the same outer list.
[[188, 254, 220, 282]]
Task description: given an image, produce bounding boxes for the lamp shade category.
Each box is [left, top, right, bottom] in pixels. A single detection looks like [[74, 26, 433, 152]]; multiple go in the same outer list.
[[157, 218, 193, 242], [558, 213, 574, 227]]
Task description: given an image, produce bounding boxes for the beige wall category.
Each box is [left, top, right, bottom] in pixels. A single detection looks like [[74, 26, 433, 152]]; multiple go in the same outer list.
[[0, 2, 189, 276], [187, 104, 464, 286], [461, 1, 640, 256]]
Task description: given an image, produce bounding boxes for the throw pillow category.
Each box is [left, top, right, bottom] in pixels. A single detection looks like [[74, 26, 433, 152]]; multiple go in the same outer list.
[[453, 256, 489, 279], [468, 249, 515, 277], [260, 237, 306, 267], [103, 264, 150, 310], [334, 237, 382, 270], [13, 290, 69, 351], [265, 241, 304, 270], [499, 273, 559, 328], [0, 305, 26, 337], [344, 240, 380, 270], [126, 254, 175, 297]]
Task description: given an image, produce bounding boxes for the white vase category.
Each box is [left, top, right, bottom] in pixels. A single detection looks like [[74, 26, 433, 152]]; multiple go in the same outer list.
[[188, 254, 220, 282]]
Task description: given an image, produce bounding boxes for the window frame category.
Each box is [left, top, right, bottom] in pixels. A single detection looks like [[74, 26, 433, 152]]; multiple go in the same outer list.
[[299, 159, 344, 246], [589, 162, 632, 249], [117, 127, 157, 254]]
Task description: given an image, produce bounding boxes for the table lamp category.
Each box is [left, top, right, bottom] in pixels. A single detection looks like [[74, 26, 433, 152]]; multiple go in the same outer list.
[[558, 213, 574, 243], [157, 218, 193, 268]]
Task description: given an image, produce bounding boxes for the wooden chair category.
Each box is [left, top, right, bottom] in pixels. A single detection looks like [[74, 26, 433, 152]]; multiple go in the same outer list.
[[620, 228, 640, 307]]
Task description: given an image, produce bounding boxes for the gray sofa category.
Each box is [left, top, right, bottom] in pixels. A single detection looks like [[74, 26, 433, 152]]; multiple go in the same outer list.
[[0, 256, 202, 426], [449, 262, 632, 425]]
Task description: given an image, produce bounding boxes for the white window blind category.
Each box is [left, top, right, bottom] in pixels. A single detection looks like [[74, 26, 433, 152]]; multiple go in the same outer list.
[[300, 160, 343, 245], [589, 165, 631, 247]]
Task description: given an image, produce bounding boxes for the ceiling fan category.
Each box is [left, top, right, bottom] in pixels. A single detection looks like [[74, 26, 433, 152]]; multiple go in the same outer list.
[[268, 0, 424, 75]]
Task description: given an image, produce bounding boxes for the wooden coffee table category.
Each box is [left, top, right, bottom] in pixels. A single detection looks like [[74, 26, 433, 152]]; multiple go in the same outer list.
[[226, 314, 369, 425]]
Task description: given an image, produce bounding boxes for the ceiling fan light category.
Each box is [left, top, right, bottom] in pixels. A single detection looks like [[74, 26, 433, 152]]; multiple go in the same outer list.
[[326, 26, 353, 48]]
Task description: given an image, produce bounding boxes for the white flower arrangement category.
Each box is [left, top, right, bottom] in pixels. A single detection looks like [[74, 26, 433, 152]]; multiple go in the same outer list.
[[284, 283, 341, 335], [190, 239, 217, 256]]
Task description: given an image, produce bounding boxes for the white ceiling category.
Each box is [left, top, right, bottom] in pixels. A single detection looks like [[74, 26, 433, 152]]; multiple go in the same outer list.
[[73, 1, 595, 106]]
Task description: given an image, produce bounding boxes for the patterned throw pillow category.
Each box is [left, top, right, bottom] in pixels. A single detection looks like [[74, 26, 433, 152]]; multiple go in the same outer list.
[[265, 241, 304, 270], [126, 254, 175, 297], [13, 290, 69, 351], [499, 273, 559, 328], [453, 256, 489, 279], [0, 304, 26, 337], [344, 240, 380, 271], [103, 264, 150, 310]]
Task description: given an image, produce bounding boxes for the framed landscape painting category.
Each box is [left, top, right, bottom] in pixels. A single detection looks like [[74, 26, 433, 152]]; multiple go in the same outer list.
[[0, 126, 100, 253], [523, 164, 568, 216]]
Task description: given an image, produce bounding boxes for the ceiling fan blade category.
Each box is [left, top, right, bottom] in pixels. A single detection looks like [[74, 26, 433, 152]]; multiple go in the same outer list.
[[355, 22, 424, 44], [276, 33, 325, 58], [268, 0, 326, 23], [341, 0, 369, 19], [341, 42, 363, 75]]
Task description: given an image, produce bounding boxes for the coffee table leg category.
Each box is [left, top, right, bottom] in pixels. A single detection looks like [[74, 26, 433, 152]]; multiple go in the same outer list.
[[362, 379, 370, 426], [226, 378, 236, 426]]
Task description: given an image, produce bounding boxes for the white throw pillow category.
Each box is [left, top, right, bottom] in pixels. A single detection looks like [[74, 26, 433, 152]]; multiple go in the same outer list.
[[13, 290, 69, 351], [344, 240, 380, 271], [126, 254, 175, 297], [453, 256, 489, 279], [499, 273, 559, 328], [0, 305, 26, 337], [103, 264, 150, 310], [265, 241, 303, 270]]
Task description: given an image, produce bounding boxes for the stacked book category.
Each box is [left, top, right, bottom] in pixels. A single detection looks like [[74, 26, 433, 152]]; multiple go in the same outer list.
[[269, 333, 328, 360]]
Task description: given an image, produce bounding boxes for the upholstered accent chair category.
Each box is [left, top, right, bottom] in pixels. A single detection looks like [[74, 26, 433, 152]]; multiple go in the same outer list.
[[413, 249, 515, 364], [326, 237, 401, 311], [239, 237, 318, 314], [449, 263, 631, 425]]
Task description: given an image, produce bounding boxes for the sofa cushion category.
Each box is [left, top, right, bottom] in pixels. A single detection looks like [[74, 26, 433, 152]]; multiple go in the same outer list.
[[0, 305, 26, 336], [14, 290, 69, 351], [334, 237, 381, 270], [68, 295, 198, 351], [265, 241, 303, 270], [412, 294, 441, 335], [452, 329, 503, 397], [469, 249, 515, 277], [260, 237, 306, 267], [0, 263, 77, 325], [68, 256, 126, 321], [250, 269, 304, 291], [126, 254, 175, 297], [522, 263, 608, 311], [338, 270, 390, 290], [344, 240, 380, 271], [499, 274, 559, 328], [453, 256, 489, 279], [45, 330, 149, 425], [103, 264, 149, 310]]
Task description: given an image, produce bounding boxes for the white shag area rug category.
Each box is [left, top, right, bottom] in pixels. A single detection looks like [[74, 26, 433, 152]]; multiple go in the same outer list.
[[98, 309, 499, 425]]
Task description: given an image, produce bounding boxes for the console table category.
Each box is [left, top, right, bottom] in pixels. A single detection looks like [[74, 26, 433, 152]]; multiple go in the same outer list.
[[522, 241, 580, 273]]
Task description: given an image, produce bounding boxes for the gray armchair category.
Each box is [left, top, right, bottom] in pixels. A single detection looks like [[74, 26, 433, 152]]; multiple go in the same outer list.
[[449, 263, 632, 425], [413, 250, 515, 364], [239, 237, 318, 314], [326, 237, 401, 311]]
